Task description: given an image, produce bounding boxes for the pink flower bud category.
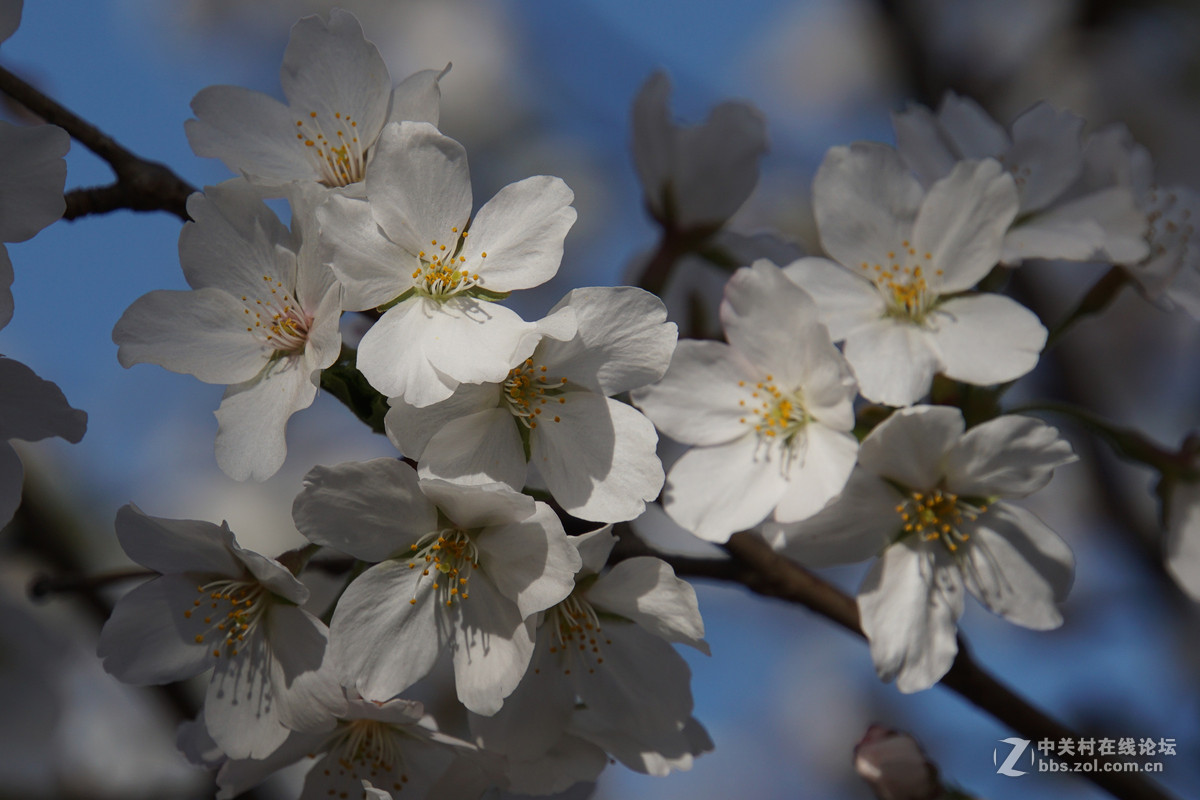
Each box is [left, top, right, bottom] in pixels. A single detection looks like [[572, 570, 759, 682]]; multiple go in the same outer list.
[[853, 724, 942, 800]]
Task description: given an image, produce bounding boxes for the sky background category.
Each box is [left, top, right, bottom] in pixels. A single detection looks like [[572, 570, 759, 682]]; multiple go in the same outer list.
[[1, 0, 1199, 799]]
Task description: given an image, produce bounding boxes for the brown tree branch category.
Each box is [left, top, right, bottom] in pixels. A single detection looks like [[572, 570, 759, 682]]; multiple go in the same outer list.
[[612, 526, 1180, 800], [0, 63, 195, 221]]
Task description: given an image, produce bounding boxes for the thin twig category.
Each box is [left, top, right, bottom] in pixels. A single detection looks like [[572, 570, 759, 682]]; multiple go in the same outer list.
[[0, 63, 195, 221]]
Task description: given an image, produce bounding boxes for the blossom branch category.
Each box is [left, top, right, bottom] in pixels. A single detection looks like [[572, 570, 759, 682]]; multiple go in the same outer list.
[[613, 526, 1179, 800], [0, 63, 195, 221]]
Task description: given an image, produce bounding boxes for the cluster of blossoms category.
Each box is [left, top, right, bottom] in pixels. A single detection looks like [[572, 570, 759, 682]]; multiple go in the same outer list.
[[105, 12, 705, 798], [85, 7, 1200, 800]]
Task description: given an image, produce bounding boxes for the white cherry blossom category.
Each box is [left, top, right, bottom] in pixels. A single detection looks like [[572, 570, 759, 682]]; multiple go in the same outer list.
[[186, 9, 444, 191], [386, 286, 674, 523], [470, 528, 710, 793], [1165, 479, 1200, 602], [1076, 123, 1200, 318], [319, 121, 576, 407], [98, 504, 346, 759], [771, 406, 1077, 692], [194, 695, 494, 800], [633, 260, 859, 542], [112, 180, 342, 480], [786, 143, 1046, 406], [893, 92, 1148, 265], [632, 71, 767, 231], [291, 458, 581, 714]]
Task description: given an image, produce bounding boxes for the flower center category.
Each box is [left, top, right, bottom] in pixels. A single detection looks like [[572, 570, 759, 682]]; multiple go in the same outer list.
[[856, 240, 945, 323], [503, 358, 569, 430], [327, 718, 410, 789], [894, 488, 987, 554], [295, 110, 367, 187], [737, 375, 812, 449], [240, 275, 312, 355], [406, 528, 479, 606], [183, 577, 270, 658], [411, 229, 484, 299], [542, 593, 611, 677]]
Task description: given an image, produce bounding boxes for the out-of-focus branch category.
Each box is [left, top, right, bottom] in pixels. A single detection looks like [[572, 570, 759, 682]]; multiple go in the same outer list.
[[612, 525, 1180, 800], [0, 63, 195, 221]]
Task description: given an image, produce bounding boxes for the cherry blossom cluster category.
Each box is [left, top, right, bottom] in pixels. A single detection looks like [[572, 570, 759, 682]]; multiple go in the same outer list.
[[68, 6, 1200, 800], [103, 11, 705, 799]]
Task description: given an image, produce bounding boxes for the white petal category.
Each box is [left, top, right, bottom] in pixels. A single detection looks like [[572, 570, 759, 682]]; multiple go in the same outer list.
[[663, 435, 789, 542], [112, 288, 270, 384], [631, 72, 674, 219], [205, 633, 288, 759], [1006, 102, 1084, 213], [360, 295, 535, 404], [585, 557, 707, 652], [781, 257, 884, 341], [670, 97, 767, 229], [1166, 481, 1200, 602], [770, 469, 900, 567], [459, 176, 576, 292], [179, 184, 296, 295], [97, 574, 216, 684], [0, 121, 67, 242], [842, 320, 940, 407], [935, 93, 1009, 158], [331, 561, 446, 701], [419, 478, 537, 528], [813, 142, 923, 273], [366, 122, 471, 255], [452, 574, 535, 715], [858, 543, 963, 693], [292, 459, 437, 562], [892, 102, 957, 185], [384, 382, 500, 459], [354, 297, 456, 405], [113, 503, 241, 575], [720, 260, 843, 388], [475, 503, 580, 619], [1001, 187, 1149, 265], [417, 408, 527, 489], [187, 86, 317, 183], [214, 355, 318, 481], [575, 525, 618, 575], [535, 286, 676, 396], [0, 357, 86, 443], [266, 605, 346, 733], [858, 405, 963, 490], [572, 622, 695, 733], [773, 423, 859, 523], [533, 394, 663, 522], [912, 159, 1017, 292], [470, 626, 575, 757], [944, 415, 1075, 498], [961, 504, 1073, 629], [631, 339, 760, 446], [280, 10, 390, 148], [318, 193, 413, 310], [387, 66, 447, 127], [929, 294, 1046, 387]]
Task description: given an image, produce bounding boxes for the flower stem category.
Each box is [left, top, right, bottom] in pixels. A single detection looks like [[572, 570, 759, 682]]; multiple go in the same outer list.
[[1044, 266, 1130, 350]]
